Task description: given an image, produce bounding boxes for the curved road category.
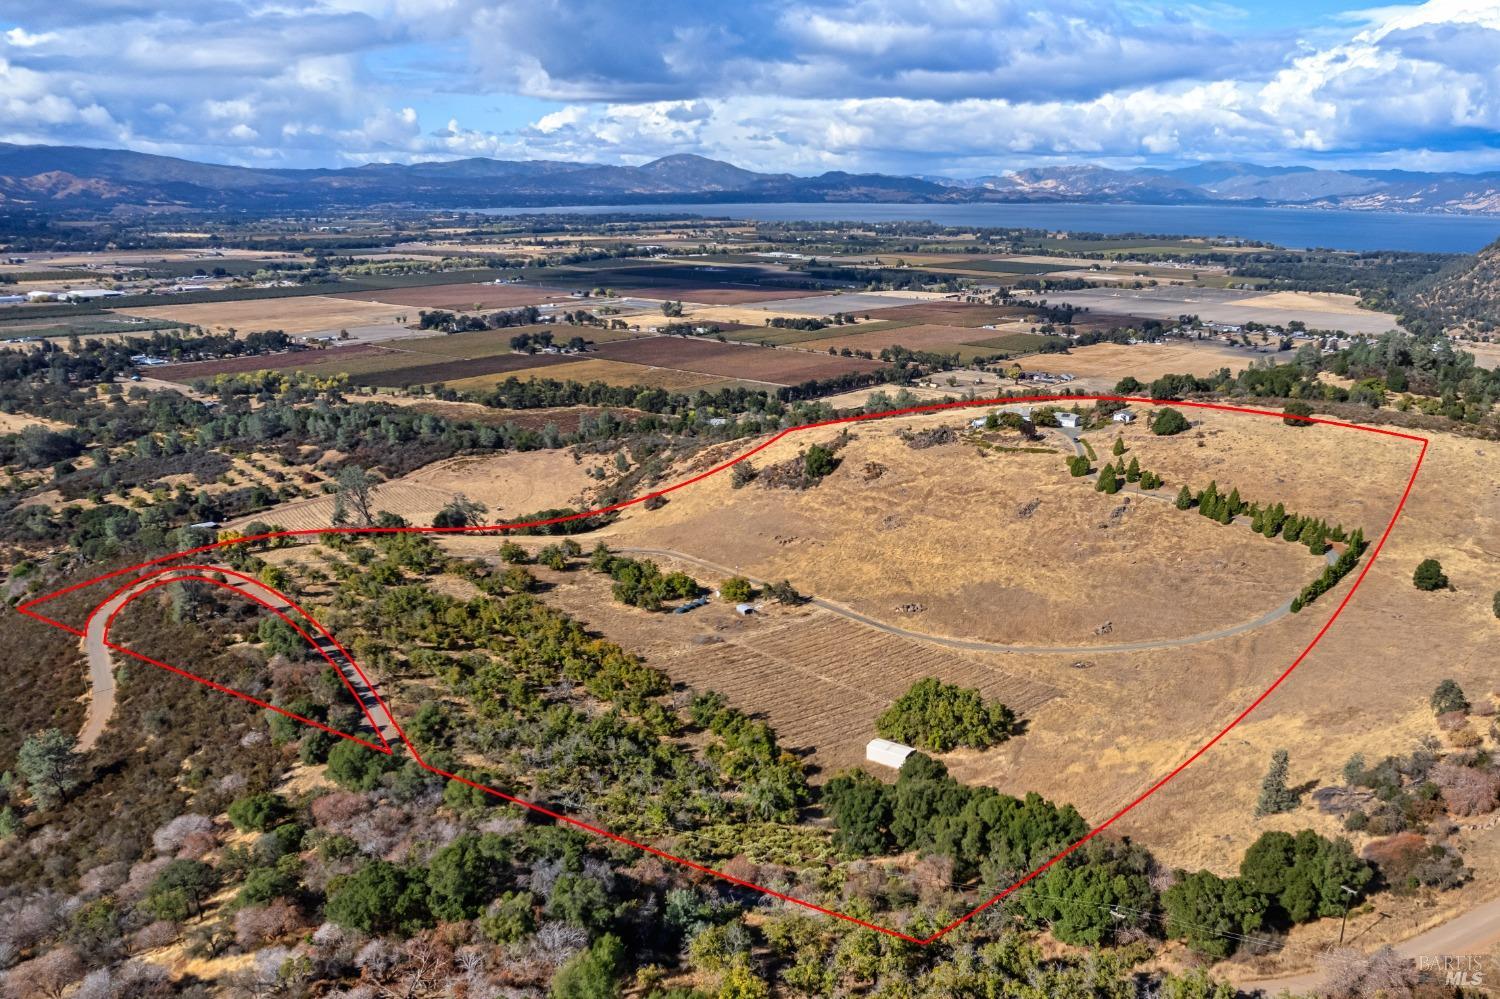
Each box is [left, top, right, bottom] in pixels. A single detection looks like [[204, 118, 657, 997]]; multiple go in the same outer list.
[[80, 568, 398, 751]]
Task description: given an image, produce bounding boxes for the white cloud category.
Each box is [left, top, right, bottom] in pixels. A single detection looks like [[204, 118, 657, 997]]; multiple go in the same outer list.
[[0, 0, 1495, 173]]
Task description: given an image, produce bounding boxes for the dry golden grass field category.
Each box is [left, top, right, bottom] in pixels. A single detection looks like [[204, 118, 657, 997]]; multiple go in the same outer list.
[[441, 357, 773, 394], [0, 411, 69, 433], [114, 295, 408, 335], [424, 403, 1489, 888], [230, 448, 602, 531], [1020, 340, 1257, 389]]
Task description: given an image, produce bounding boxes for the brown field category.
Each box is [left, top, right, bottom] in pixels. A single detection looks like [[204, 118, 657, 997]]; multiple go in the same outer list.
[[592, 336, 885, 383], [113, 296, 408, 334], [231, 448, 603, 531], [678, 304, 837, 327], [442, 358, 766, 394], [331, 283, 580, 310], [1018, 340, 1257, 389], [159, 327, 624, 386], [157, 344, 392, 382], [859, 301, 1019, 326], [796, 323, 1044, 361]]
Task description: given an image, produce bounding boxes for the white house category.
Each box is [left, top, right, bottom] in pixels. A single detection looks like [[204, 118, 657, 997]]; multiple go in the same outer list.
[[866, 738, 916, 770], [1112, 410, 1136, 423], [1055, 412, 1082, 429]]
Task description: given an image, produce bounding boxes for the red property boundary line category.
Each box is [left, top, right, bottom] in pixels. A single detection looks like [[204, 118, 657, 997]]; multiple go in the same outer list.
[[15, 395, 1428, 945]]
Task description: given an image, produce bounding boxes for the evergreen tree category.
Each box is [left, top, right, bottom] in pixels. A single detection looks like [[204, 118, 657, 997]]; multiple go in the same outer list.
[[1112, 436, 1126, 456], [1255, 749, 1299, 817], [1096, 464, 1120, 494], [16, 729, 81, 810], [1175, 485, 1193, 510], [1226, 488, 1242, 517], [1413, 558, 1449, 591], [1126, 456, 1141, 482]]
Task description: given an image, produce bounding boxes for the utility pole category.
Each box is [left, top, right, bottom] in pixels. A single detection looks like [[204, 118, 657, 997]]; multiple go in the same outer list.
[[1338, 884, 1358, 945]]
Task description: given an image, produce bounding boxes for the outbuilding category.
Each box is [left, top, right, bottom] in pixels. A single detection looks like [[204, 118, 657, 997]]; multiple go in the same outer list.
[[1111, 410, 1136, 423], [1055, 412, 1082, 429], [866, 738, 916, 770]]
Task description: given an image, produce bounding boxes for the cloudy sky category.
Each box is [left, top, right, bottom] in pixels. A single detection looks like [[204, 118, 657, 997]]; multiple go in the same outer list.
[[2, 0, 1498, 175]]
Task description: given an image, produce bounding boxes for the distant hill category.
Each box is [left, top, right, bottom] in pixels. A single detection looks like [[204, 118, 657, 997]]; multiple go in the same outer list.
[[2, 142, 1500, 215], [1401, 237, 1500, 334]]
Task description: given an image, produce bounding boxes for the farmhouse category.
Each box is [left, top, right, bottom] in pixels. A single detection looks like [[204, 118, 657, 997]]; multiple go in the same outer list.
[[1056, 412, 1082, 429], [866, 739, 916, 770], [1112, 410, 1136, 423]]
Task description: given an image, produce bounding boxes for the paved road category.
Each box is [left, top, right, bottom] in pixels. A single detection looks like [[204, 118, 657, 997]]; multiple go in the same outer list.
[[82, 569, 399, 749], [1242, 895, 1500, 995]]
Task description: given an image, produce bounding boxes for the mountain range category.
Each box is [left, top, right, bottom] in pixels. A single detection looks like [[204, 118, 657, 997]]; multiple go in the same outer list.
[[2, 143, 1499, 216]]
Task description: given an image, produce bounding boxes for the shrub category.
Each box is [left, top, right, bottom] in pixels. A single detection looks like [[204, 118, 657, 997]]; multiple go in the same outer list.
[[720, 577, 754, 603], [227, 793, 290, 833], [325, 740, 396, 791], [141, 860, 217, 922], [1413, 558, 1448, 591], [1066, 455, 1090, 477], [803, 444, 837, 479], [1283, 400, 1314, 426], [325, 860, 431, 935], [1151, 407, 1190, 436], [1431, 679, 1469, 715]]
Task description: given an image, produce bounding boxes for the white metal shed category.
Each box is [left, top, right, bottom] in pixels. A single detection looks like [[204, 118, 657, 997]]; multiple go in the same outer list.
[[866, 738, 916, 770]]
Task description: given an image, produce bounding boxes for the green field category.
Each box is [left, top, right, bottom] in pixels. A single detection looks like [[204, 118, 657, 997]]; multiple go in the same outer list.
[[959, 331, 1052, 353], [933, 259, 1090, 275]]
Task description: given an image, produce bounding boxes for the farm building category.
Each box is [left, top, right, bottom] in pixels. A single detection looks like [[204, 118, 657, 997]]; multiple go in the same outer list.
[[866, 738, 916, 770], [1055, 412, 1082, 429], [1112, 410, 1136, 423]]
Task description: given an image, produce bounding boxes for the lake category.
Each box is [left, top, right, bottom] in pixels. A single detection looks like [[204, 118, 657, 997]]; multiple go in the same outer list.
[[477, 201, 1500, 254]]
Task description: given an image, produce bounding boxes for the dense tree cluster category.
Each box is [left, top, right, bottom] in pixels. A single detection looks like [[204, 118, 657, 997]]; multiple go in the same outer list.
[[875, 678, 1019, 753]]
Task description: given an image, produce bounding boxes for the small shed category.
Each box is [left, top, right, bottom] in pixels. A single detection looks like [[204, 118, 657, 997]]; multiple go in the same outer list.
[[1055, 412, 1082, 429], [735, 603, 755, 616], [1111, 410, 1136, 423], [866, 738, 916, 770]]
